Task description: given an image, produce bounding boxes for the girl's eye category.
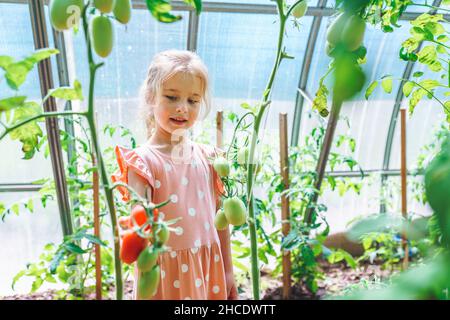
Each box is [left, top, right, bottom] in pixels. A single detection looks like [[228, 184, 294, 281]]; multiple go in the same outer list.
[[165, 95, 177, 101], [189, 99, 200, 105]]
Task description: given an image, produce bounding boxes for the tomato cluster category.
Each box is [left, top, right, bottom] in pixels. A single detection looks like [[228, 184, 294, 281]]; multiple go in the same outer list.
[[118, 205, 169, 299], [326, 12, 366, 56], [49, 0, 132, 58]]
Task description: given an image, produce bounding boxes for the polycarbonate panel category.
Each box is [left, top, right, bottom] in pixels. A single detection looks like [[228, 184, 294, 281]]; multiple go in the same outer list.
[[319, 176, 380, 233], [202, 0, 319, 5], [0, 192, 63, 295], [388, 65, 447, 170], [196, 11, 313, 147], [0, 3, 57, 183], [300, 18, 410, 171], [68, 9, 189, 146]]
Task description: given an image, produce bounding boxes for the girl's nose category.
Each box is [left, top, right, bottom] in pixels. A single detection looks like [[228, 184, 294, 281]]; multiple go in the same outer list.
[[176, 102, 188, 113]]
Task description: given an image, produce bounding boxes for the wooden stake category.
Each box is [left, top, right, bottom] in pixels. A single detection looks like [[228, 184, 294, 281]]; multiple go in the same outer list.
[[279, 113, 291, 299], [216, 111, 223, 148], [400, 108, 409, 270], [92, 113, 102, 299]]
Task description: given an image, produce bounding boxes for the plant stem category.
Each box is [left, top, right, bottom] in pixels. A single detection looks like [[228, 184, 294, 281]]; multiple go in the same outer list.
[[0, 111, 86, 142], [81, 4, 123, 300], [244, 0, 293, 300]]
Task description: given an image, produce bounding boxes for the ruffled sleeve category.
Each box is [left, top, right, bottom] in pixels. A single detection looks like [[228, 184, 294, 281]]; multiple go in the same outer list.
[[111, 145, 155, 202]]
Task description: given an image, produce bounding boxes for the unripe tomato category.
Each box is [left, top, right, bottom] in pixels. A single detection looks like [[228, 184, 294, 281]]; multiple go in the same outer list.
[[120, 230, 148, 264], [326, 12, 349, 46], [237, 147, 249, 166], [341, 15, 366, 51], [113, 0, 131, 24], [213, 157, 230, 177], [137, 246, 159, 272], [49, 0, 84, 31], [154, 223, 170, 246], [137, 265, 160, 300], [292, 1, 308, 19], [94, 0, 114, 13], [223, 197, 247, 226], [90, 15, 114, 58], [214, 209, 229, 231]]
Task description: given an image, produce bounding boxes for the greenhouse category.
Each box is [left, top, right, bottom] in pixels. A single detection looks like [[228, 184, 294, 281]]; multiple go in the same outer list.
[[1, 0, 450, 302]]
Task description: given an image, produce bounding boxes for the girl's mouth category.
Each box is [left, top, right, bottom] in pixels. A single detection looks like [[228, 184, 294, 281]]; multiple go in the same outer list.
[[169, 117, 188, 126]]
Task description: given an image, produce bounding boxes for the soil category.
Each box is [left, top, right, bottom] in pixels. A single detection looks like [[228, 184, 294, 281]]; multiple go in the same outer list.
[[0, 260, 394, 300]]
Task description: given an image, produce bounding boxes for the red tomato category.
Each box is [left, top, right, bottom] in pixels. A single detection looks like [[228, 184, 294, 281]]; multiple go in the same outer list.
[[120, 230, 148, 264], [128, 205, 159, 229]]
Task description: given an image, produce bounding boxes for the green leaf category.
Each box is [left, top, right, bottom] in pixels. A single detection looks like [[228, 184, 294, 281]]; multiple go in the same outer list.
[[403, 81, 415, 97], [11, 203, 19, 215], [0, 96, 26, 112], [0, 55, 14, 69], [64, 242, 86, 254], [47, 80, 84, 101], [312, 81, 329, 117], [413, 71, 424, 78], [8, 102, 43, 159], [409, 88, 427, 115], [381, 76, 393, 94], [83, 233, 107, 246], [183, 0, 202, 15], [27, 48, 59, 63], [25, 198, 34, 213], [365, 80, 378, 100], [31, 277, 43, 293], [11, 270, 26, 290]]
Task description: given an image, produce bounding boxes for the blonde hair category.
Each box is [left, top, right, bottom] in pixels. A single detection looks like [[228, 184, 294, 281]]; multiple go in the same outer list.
[[139, 49, 212, 139]]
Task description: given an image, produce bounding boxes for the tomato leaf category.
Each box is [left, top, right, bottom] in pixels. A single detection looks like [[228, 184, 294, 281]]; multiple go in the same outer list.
[[381, 76, 393, 94], [0, 96, 27, 112], [365, 80, 378, 100], [403, 81, 415, 97]]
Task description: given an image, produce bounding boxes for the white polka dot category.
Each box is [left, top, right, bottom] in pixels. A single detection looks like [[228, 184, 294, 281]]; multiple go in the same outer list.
[[155, 180, 161, 189], [181, 264, 189, 273], [214, 254, 220, 262], [164, 163, 172, 172], [188, 208, 196, 217], [161, 270, 166, 279], [207, 243, 211, 249], [181, 176, 189, 186], [205, 274, 209, 282], [184, 296, 191, 300], [204, 222, 210, 231], [175, 227, 184, 236], [170, 194, 178, 203], [173, 280, 180, 288], [194, 239, 201, 247], [191, 161, 198, 168], [212, 285, 220, 294], [191, 247, 199, 254], [197, 190, 204, 199], [195, 278, 202, 288], [159, 212, 165, 220], [170, 251, 177, 258]]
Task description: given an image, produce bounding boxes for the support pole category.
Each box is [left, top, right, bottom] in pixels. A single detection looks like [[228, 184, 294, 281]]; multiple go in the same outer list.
[[279, 113, 291, 299], [400, 108, 409, 270]]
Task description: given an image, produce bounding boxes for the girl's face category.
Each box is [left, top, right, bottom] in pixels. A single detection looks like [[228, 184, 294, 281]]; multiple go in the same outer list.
[[152, 72, 203, 138]]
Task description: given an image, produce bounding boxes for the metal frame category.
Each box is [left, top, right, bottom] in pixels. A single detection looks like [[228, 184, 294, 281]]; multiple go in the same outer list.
[[27, 0, 73, 235]]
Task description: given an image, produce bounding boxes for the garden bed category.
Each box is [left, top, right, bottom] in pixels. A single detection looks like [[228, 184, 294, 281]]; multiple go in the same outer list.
[[1, 260, 394, 300]]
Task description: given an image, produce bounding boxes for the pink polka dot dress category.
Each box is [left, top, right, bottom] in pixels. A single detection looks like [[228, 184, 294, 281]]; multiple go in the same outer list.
[[111, 140, 227, 300]]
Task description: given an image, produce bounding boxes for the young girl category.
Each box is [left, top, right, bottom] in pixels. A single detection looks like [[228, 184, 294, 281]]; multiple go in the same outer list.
[[111, 50, 238, 300]]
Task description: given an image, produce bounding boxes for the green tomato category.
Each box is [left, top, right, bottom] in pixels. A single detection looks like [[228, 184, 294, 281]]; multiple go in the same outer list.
[[49, 0, 84, 31], [137, 246, 159, 272], [113, 0, 131, 24], [213, 157, 230, 177], [341, 15, 366, 51], [90, 15, 114, 58], [214, 209, 229, 231], [223, 197, 247, 226], [137, 265, 160, 299], [154, 223, 170, 246], [292, 1, 308, 19], [94, 0, 114, 13], [237, 147, 249, 166], [326, 12, 349, 46]]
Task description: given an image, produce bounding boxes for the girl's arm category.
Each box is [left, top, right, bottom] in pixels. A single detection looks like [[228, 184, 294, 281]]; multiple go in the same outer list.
[[128, 170, 153, 202]]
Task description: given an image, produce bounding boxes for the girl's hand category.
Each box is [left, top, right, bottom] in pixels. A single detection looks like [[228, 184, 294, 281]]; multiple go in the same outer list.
[[225, 272, 239, 300]]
